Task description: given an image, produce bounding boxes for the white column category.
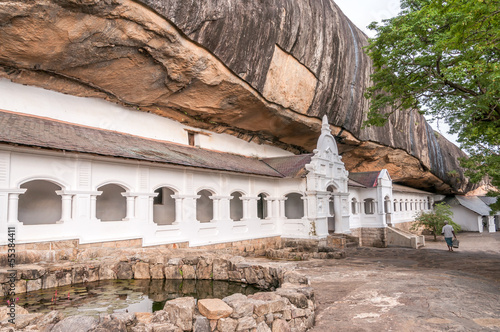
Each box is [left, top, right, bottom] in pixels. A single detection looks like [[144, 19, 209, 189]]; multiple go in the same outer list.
[[148, 196, 155, 223], [265, 198, 272, 220], [7, 189, 26, 223], [121, 193, 136, 220], [333, 195, 343, 233], [171, 195, 183, 224], [301, 196, 308, 218], [212, 198, 220, 222], [279, 198, 286, 219], [56, 192, 74, 223]]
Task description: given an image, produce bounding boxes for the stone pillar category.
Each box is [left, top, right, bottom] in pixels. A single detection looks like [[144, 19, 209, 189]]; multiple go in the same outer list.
[[333, 195, 343, 233], [7, 190, 26, 223], [279, 198, 286, 219], [265, 198, 272, 220], [56, 191, 74, 223], [121, 193, 136, 220], [301, 196, 308, 219], [90, 192, 102, 221], [172, 195, 183, 224]]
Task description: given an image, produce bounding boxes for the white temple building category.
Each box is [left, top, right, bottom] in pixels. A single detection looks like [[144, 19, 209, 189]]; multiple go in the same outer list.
[[0, 78, 437, 248]]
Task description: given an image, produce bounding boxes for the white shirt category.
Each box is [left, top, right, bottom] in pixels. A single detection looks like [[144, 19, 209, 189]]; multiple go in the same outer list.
[[442, 224, 454, 238]]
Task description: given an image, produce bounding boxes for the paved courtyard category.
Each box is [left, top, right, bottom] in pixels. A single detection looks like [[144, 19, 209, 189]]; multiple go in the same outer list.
[[296, 232, 500, 331]]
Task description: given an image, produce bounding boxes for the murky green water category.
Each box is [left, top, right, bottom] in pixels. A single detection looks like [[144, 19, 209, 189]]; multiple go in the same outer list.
[[4, 279, 261, 316]]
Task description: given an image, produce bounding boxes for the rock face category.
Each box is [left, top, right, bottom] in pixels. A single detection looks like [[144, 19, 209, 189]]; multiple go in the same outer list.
[[0, 0, 474, 193]]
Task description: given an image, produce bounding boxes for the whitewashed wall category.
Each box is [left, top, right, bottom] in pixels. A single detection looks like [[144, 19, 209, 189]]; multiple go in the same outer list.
[[450, 205, 482, 232], [0, 147, 312, 246]]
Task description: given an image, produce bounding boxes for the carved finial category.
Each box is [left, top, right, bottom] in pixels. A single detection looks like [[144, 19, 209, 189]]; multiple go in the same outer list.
[[321, 115, 330, 134]]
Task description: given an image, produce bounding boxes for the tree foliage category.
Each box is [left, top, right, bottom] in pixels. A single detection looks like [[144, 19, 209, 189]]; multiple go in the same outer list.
[[411, 202, 461, 241], [365, 0, 500, 211]]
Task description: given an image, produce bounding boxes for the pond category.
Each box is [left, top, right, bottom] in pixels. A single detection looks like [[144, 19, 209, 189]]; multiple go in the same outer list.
[[4, 279, 261, 317]]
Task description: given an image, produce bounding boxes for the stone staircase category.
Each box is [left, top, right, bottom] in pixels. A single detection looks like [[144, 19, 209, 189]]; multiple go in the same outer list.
[[326, 234, 359, 249], [386, 227, 425, 249]]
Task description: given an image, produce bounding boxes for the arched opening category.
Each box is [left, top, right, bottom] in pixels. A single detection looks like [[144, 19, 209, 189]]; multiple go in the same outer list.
[[230, 191, 244, 221], [393, 199, 398, 212], [153, 187, 176, 225], [351, 198, 358, 215], [427, 197, 432, 210], [285, 193, 304, 219], [400, 199, 404, 211], [96, 184, 126, 221], [19, 180, 62, 225], [405, 199, 409, 211], [364, 198, 375, 215], [197, 190, 213, 223], [257, 193, 268, 219]]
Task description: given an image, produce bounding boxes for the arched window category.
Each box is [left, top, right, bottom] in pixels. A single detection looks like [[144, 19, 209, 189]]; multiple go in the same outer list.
[[410, 199, 414, 210], [351, 198, 358, 215], [285, 193, 304, 219], [400, 199, 404, 211], [97, 184, 126, 221], [197, 190, 213, 223], [257, 193, 268, 219], [405, 199, 409, 211], [427, 197, 431, 210], [230, 191, 244, 221], [393, 199, 398, 212], [19, 180, 62, 225], [364, 198, 375, 215], [153, 187, 176, 225]]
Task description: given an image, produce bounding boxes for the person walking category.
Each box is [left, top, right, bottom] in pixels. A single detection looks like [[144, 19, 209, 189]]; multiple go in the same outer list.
[[442, 220, 457, 252]]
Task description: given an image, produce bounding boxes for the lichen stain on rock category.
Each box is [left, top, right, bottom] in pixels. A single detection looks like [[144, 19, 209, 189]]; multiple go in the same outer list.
[[0, 0, 476, 194]]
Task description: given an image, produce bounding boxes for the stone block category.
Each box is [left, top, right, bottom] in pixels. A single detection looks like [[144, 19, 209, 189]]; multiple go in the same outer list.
[[217, 317, 238, 332], [42, 273, 57, 289], [198, 298, 233, 320], [257, 321, 272, 332], [181, 264, 196, 279], [116, 262, 134, 279], [50, 315, 99, 332], [15, 279, 26, 293], [212, 258, 229, 280], [193, 315, 210, 332], [236, 316, 257, 331], [151, 323, 181, 332], [26, 279, 42, 292], [164, 266, 182, 280], [275, 289, 308, 308], [134, 262, 151, 279], [196, 257, 213, 280], [150, 264, 164, 279], [136, 312, 153, 324], [271, 319, 291, 332], [163, 297, 195, 331]]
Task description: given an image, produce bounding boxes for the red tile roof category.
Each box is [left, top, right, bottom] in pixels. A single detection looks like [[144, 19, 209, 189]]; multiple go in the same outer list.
[[261, 154, 313, 178], [0, 110, 292, 178], [348, 171, 381, 188]]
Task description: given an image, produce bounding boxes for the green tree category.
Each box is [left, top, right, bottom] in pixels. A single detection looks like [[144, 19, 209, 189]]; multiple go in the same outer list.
[[411, 202, 461, 241], [365, 0, 500, 211]]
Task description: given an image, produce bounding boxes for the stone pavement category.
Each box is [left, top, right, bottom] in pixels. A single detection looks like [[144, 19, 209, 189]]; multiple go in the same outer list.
[[296, 232, 500, 332]]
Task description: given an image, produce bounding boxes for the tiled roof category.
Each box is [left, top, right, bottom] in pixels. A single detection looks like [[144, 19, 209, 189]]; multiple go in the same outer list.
[[478, 196, 498, 207], [450, 196, 492, 216], [348, 179, 367, 188], [0, 110, 289, 178], [261, 154, 313, 178], [348, 171, 381, 188]]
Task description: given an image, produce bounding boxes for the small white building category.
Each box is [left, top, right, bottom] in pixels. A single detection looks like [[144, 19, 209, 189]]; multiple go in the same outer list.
[[0, 78, 438, 249], [445, 196, 498, 233]]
